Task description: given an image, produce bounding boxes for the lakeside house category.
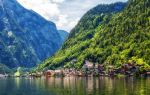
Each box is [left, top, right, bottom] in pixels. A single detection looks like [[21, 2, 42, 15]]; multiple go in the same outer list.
[[82, 60, 95, 76], [84, 60, 94, 68], [29, 61, 150, 78], [44, 69, 65, 77], [30, 72, 43, 77], [146, 72, 150, 77], [54, 70, 64, 77], [82, 60, 94, 71], [98, 64, 105, 75], [44, 70, 55, 77]]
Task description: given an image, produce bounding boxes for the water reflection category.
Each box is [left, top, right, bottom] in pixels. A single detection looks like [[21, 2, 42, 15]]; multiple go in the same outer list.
[[0, 77, 150, 95]]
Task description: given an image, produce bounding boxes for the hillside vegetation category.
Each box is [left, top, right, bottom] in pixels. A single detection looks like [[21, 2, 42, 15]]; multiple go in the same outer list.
[[37, 0, 150, 71]]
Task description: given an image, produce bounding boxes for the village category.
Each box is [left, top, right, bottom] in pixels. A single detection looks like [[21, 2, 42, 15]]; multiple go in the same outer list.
[[0, 60, 150, 78], [28, 60, 150, 78]]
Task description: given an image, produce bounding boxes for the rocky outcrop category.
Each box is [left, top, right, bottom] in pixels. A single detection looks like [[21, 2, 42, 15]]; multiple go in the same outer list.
[[0, 0, 65, 68]]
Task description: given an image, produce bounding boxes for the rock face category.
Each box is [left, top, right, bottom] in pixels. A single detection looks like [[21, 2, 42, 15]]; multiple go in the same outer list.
[[0, 0, 64, 68]]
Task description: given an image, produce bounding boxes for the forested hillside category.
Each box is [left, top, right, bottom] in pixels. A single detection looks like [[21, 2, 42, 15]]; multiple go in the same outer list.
[[37, 0, 150, 71]]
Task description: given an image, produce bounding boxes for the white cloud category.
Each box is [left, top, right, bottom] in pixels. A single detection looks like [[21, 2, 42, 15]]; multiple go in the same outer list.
[[17, 0, 128, 32], [56, 15, 68, 28], [51, 0, 65, 3], [68, 18, 80, 30], [17, 0, 60, 20]]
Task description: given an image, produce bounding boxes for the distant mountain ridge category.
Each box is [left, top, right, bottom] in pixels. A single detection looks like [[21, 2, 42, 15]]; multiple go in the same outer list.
[[0, 0, 67, 68], [58, 30, 69, 44]]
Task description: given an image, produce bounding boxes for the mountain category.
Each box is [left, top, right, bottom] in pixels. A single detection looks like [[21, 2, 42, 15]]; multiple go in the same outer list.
[[38, 0, 150, 71], [0, 0, 66, 68], [58, 30, 69, 43], [37, 2, 130, 70], [0, 63, 12, 74]]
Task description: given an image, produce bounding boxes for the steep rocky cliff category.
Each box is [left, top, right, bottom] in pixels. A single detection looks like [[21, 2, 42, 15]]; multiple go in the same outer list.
[[0, 0, 65, 68]]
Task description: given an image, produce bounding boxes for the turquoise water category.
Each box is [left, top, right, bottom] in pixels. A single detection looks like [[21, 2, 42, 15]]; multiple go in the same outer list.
[[0, 77, 150, 95]]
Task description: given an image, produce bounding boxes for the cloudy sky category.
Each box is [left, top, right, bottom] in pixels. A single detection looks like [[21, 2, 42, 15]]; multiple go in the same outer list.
[[17, 0, 127, 32]]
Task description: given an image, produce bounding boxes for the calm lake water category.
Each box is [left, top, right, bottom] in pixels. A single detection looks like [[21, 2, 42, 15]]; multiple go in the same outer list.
[[0, 77, 150, 95]]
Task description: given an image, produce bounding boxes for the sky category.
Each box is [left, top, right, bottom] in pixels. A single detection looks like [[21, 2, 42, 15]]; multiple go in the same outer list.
[[17, 0, 127, 32]]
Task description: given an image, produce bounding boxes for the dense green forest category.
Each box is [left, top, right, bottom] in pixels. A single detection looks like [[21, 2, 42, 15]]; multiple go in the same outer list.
[[37, 0, 150, 71]]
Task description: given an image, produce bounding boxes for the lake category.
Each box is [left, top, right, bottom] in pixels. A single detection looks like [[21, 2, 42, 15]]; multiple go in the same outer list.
[[0, 77, 150, 95]]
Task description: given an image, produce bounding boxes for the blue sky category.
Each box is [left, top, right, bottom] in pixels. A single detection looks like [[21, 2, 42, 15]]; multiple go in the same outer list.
[[17, 0, 127, 32]]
